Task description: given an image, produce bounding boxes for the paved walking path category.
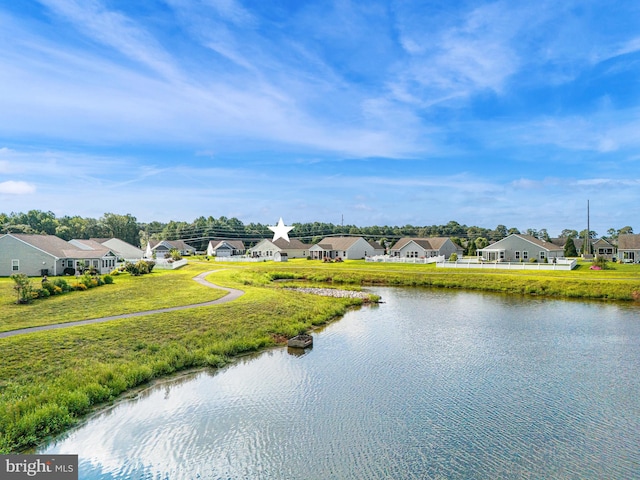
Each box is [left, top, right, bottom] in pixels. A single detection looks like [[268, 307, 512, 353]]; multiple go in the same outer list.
[[0, 271, 244, 339]]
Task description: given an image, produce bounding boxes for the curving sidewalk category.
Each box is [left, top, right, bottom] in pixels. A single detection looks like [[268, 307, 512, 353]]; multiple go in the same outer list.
[[0, 271, 244, 339]]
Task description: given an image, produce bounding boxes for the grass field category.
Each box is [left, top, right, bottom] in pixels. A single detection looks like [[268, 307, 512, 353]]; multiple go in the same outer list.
[[1, 258, 640, 453], [0, 267, 228, 333]]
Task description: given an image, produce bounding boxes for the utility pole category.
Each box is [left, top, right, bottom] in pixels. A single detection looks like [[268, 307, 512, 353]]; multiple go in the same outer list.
[[585, 200, 591, 258]]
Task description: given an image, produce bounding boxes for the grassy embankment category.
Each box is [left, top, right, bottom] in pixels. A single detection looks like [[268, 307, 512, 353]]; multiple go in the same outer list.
[[1, 258, 640, 453], [0, 264, 365, 453], [243, 258, 640, 301]]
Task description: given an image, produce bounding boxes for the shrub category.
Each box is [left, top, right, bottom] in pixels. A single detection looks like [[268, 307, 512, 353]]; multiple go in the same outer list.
[[42, 281, 57, 295], [449, 253, 458, 262], [103, 275, 114, 284], [74, 283, 88, 291], [52, 278, 71, 293], [36, 288, 50, 298], [10, 273, 34, 304], [593, 256, 609, 269]]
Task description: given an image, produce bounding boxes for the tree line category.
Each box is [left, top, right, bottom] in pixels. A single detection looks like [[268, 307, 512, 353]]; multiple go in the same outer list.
[[0, 210, 634, 255]]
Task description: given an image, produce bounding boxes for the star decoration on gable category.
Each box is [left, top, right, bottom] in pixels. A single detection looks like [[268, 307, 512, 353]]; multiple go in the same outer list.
[[268, 217, 294, 242]]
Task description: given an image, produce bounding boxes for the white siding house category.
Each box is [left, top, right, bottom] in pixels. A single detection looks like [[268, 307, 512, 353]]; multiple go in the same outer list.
[[389, 237, 464, 259], [249, 238, 309, 259], [309, 236, 383, 260], [207, 240, 246, 257], [0, 234, 118, 276], [478, 234, 564, 262]]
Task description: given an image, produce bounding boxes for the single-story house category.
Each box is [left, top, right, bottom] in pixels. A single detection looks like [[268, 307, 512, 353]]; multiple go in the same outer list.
[[592, 238, 616, 261], [207, 240, 246, 257], [617, 234, 640, 263], [149, 239, 196, 258], [91, 237, 144, 262], [549, 237, 584, 255], [0, 233, 118, 276], [309, 236, 384, 260], [389, 237, 464, 259], [249, 238, 310, 259], [479, 234, 564, 262]]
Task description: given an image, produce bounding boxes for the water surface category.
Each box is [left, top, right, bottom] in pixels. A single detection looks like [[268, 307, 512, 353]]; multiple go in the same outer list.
[[40, 288, 640, 479]]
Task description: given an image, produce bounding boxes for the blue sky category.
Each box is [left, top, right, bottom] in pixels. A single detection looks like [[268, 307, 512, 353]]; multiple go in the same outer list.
[[1, 0, 639, 236]]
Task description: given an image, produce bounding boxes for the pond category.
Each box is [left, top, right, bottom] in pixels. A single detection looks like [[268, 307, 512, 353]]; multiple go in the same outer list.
[[39, 288, 640, 479]]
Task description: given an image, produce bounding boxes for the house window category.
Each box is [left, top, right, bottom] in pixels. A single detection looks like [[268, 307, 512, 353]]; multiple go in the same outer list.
[[523, 251, 529, 260], [68, 260, 73, 268], [11, 259, 19, 271], [540, 251, 546, 260], [515, 251, 520, 260], [499, 251, 505, 260]]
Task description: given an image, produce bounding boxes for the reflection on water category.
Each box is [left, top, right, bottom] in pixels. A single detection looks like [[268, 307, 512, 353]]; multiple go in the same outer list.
[[40, 288, 640, 479]]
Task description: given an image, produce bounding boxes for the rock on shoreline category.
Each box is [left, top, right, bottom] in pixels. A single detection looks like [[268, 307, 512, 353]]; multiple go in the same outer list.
[[286, 287, 374, 300]]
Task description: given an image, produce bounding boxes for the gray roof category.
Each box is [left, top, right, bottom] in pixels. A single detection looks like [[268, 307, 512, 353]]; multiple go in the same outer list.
[[618, 234, 640, 250], [8, 234, 115, 259], [390, 237, 455, 251], [211, 240, 245, 250], [314, 236, 362, 251], [9, 233, 84, 258], [367, 240, 384, 249], [517, 234, 564, 251], [272, 238, 309, 249]]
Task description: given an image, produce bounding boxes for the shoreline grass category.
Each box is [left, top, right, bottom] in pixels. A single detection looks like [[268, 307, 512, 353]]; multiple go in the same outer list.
[[1, 259, 639, 453], [0, 267, 364, 453]]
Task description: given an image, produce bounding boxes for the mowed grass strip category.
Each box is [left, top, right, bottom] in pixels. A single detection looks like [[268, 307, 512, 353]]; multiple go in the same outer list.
[[0, 265, 228, 333], [242, 259, 640, 301], [0, 268, 363, 453]]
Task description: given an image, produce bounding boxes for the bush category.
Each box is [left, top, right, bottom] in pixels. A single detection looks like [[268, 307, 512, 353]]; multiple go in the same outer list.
[[593, 256, 609, 269], [52, 278, 71, 293], [449, 253, 458, 262], [42, 281, 57, 295], [103, 275, 114, 284], [11, 273, 34, 304], [36, 288, 50, 298]]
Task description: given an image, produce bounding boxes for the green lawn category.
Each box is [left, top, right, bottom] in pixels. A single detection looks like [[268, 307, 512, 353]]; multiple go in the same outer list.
[[0, 266, 228, 332]]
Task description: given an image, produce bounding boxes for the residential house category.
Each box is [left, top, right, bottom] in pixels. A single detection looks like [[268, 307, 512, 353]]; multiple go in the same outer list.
[[149, 239, 196, 258], [91, 237, 144, 262], [389, 237, 464, 259], [309, 236, 384, 260], [207, 240, 246, 257], [549, 237, 584, 256], [479, 234, 564, 262], [249, 238, 310, 259], [0, 233, 117, 276], [617, 234, 640, 263], [592, 238, 616, 261]]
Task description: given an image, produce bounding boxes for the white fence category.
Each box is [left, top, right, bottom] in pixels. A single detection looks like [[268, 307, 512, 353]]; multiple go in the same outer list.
[[366, 255, 445, 264], [436, 259, 577, 271], [154, 258, 188, 270]]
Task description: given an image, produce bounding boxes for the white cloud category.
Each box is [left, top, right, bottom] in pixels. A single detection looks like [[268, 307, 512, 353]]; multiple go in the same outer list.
[[0, 180, 36, 194]]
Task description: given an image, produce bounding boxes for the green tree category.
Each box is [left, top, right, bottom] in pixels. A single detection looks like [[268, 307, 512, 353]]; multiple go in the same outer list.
[[564, 237, 578, 257], [474, 237, 489, 250], [560, 229, 578, 238], [101, 213, 139, 246]]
